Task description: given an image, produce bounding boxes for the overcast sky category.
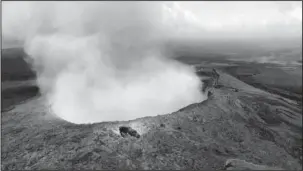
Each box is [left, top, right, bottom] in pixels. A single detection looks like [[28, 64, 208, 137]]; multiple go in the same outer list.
[[2, 1, 302, 48], [168, 1, 302, 27], [163, 1, 302, 39]]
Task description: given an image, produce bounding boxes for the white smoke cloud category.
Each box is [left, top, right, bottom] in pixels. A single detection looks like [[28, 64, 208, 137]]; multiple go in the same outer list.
[[3, 2, 205, 124]]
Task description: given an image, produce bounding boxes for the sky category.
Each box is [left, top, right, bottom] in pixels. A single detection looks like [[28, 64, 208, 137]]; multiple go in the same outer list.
[[162, 1, 302, 39], [2, 1, 302, 47], [169, 1, 302, 28]]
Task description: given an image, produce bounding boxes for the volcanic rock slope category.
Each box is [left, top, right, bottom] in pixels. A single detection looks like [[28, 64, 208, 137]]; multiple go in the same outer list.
[[1, 70, 302, 170]]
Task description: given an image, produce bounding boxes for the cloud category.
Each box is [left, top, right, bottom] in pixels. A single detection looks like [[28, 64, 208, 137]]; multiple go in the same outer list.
[[3, 1, 301, 47], [288, 6, 302, 21], [169, 1, 302, 38]]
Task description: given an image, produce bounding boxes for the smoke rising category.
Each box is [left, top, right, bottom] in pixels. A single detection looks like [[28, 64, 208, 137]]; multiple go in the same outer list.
[[3, 2, 205, 123]]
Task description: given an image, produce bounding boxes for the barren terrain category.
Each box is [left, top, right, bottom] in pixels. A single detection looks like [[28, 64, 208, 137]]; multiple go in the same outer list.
[[1, 48, 302, 170]]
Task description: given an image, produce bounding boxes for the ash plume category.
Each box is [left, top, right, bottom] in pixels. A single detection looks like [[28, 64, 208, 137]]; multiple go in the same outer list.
[[2, 2, 206, 123]]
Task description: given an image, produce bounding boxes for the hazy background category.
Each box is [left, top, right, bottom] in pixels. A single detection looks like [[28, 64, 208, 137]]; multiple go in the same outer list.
[[3, 1, 302, 46], [3, 1, 302, 62]]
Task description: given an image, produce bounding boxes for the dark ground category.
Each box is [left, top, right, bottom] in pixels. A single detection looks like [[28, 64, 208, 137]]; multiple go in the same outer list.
[[1, 48, 302, 170]]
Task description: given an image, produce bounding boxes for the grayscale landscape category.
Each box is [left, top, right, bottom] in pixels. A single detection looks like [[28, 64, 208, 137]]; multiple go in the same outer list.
[[1, 1, 302, 170]]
